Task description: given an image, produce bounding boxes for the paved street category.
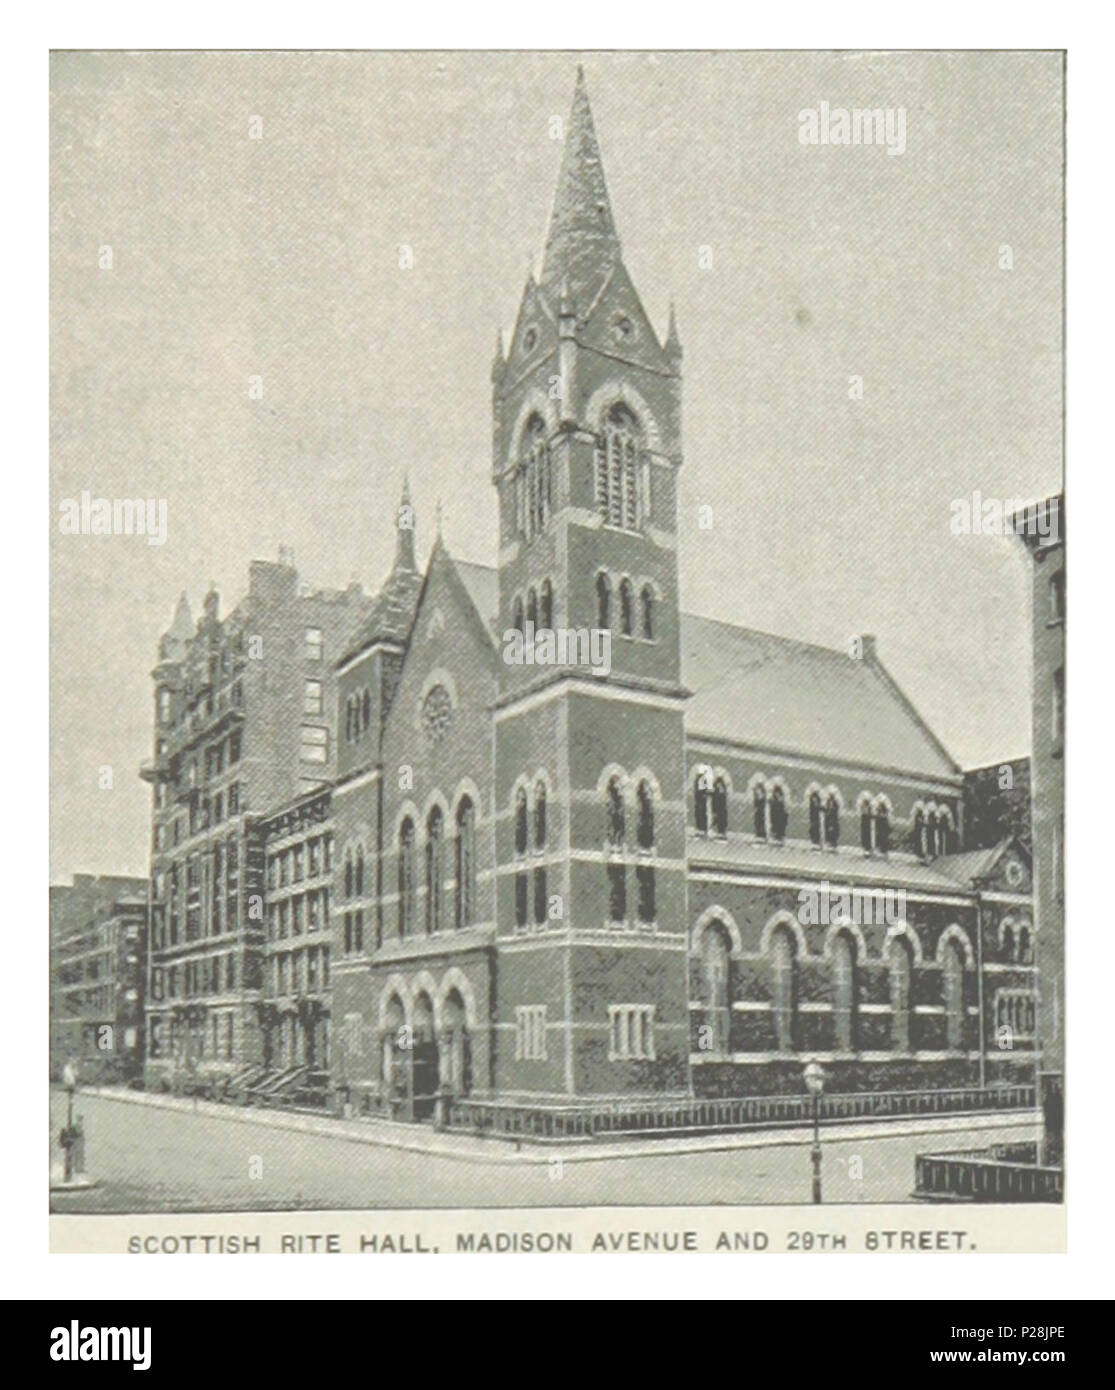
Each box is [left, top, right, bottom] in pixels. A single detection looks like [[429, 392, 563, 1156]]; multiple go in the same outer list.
[[50, 1088, 1037, 1213]]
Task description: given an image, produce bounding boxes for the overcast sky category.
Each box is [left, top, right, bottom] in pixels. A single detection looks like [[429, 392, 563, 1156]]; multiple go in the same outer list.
[[50, 50, 1063, 881]]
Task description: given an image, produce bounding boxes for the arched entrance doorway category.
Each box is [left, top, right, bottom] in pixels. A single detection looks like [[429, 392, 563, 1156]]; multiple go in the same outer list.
[[440, 989, 472, 1098], [410, 992, 438, 1120], [381, 994, 407, 1113]]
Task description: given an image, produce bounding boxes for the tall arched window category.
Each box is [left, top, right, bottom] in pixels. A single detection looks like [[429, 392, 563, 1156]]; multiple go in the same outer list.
[[770, 926, 797, 1051], [890, 938, 913, 1052], [514, 787, 528, 857], [913, 809, 927, 858], [512, 594, 524, 635], [712, 778, 729, 837], [595, 572, 612, 631], [619, 578, 634, 636], [875, 800, 890, 855], [695, 771, 711, 834], [533, 780, 547, 850], [769, 785, 788, 842], [426, 806, 444, 934], [1001, 923, 1016, 962], [345, 700, 353, 744], [860, 799, 873, 852], [539, 579, 553, 630], [344, 851, 354, 900], [397, 818, 415, 937], [521, 414, 549, 536], [809, 791, 823, 846], [596, 403, 641, 528], [937, 812, 953, 856], [943, 939, 965, 1050], [1018, 925, 1033, 964], [753, 783, 768, 839], [606, 776, 625, 847], [832, 932, 857, 1051], [636, 779, 654, 849], [926, 811, 938, 859], [455, 796, 475, 930], [702, 923, 732, 1052], [362, 689, 371, 735], [824, 794, 840, 848], [354, 846, 364, 898], [640, 585, 654, 639]]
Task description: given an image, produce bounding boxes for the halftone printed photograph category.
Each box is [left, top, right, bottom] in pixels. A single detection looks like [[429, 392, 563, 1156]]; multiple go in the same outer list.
[[49, 49, 1064, 1254]]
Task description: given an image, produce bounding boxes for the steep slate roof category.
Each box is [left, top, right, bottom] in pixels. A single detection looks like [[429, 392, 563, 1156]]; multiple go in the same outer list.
[[681, 614, 957, 779], [447, 562, 956, 781], [688, 833, 971, 894]]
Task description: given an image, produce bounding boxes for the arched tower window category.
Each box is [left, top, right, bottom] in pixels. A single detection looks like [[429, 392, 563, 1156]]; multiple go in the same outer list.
[[606, 776, 625, 847], [539, 579, 553, 630], [619, 578, 634, 636], [640, 585, 654, 639], [595, 572, 612, 631], [426, 805, 444, 934], [712, 778, 729, 838], [533, 780, 548, 850], [521, 414, 550, 537], [694, 770, 711, 835], [526, 587, 538, 631], [455, 796, 475, 931], [362, 689, 371, 735], [596, 403, 641, 529], [512, 594, 524, 635], [514, 787, 528, 857], [397, 817, 415, 937], [770, 926, 798, 1051], [636, 779, 655, 850], [354, 846, 364, 898], [344, 851, 353, 900]]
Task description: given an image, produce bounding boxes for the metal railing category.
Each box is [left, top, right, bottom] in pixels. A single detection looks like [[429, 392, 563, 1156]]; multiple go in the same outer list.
[[915, 1145, 1062, 1203], [446, 1084, 1034, 1142]]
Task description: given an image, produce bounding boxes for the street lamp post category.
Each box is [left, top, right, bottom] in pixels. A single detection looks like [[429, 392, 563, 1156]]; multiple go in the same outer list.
[[803, 1060, 826, 1204], [61, 1061, 78, 1182]]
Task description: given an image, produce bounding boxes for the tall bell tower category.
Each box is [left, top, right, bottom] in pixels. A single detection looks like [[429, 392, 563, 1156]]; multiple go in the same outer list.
[[490, 69, 691, 1101]]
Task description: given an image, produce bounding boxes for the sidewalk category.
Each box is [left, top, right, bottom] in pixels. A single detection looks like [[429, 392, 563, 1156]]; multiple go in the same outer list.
[[77, 1085, 1039, 1168]]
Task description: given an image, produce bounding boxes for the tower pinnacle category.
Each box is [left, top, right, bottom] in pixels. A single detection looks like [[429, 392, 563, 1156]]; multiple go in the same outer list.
[[540, 68, 621, 308], [395, 476, 416, 573]]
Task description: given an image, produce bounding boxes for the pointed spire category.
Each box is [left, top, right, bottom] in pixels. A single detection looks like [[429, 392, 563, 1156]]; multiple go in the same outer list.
[[394, 476, 417, 573], [664, 298, 682, 361], [540, 67, 621, 307], [167, 590, 193, 641], [491, 326, 506, 384]]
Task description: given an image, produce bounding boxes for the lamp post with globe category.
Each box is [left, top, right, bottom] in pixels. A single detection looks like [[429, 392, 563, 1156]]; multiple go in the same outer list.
[[803, 1059, 826, 1204]]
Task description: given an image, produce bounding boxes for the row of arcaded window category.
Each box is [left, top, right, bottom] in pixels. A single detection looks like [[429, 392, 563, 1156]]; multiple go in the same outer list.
[[396, 796, 477, 940], [604, 773, 656, 925], [595, 572, 655, 639], [699, 921, 969, 1055], [345, 687, 372, 744], [514, 780, 548, 928], [694, 774, 956, 859], [511, 580, 554, 635]]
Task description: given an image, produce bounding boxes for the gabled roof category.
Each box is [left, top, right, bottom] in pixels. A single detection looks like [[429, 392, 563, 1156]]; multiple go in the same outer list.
[[934, 837, 1031, 889], [682, 614, 958, 779], [450, 561, 957, 782]]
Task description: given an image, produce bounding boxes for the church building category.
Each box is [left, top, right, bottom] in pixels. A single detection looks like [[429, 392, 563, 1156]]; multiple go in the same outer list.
[[323, 71, 1036, 1114]]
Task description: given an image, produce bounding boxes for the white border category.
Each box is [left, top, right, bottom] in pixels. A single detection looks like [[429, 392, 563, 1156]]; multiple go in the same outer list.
[[12, 4, 1109, 1305]]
